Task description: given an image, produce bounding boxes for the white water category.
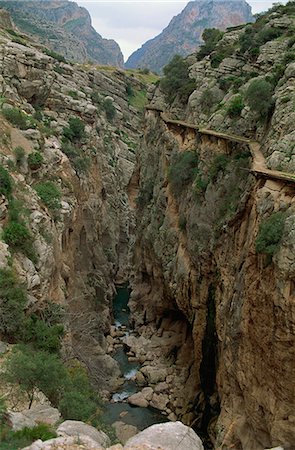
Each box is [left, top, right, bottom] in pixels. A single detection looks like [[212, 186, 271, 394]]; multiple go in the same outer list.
[[112, 391, 131, 402], [124, 368, 138, 380]]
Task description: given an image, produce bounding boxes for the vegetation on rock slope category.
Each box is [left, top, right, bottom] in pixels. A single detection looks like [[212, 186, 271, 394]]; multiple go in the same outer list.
[[0, 10, 153, 445]]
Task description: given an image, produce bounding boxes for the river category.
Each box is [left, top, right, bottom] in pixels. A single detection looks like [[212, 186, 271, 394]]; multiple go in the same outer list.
[[103, 285, 168, 431]]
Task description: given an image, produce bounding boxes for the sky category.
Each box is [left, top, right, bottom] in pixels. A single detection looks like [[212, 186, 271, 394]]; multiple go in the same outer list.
[[77, 1, 285, 62]]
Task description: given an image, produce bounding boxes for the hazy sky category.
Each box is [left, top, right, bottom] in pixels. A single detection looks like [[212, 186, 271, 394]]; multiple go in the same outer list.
[[77, 1, 283, 61]]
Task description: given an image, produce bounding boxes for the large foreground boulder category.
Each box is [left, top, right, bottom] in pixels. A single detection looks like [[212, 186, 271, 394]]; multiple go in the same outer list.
[[22, 435, 104, 449], [8, 405, 60, 431], [57, 420, 111, 447], [124, 421, 204, 450]]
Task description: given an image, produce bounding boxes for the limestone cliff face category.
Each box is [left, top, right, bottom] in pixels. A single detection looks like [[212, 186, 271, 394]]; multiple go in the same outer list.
[[125, 0, 253, 73], [132, 4, 295, 449], [0, 22, 143, 389], [0, 0, 124, 66]]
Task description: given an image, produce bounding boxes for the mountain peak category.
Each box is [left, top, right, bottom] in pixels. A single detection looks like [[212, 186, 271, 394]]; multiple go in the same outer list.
[[125, 0, 253, 73], [0, 0, 124, 67]]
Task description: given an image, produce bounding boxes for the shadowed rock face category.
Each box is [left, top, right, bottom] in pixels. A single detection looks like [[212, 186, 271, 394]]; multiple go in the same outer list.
[[125, 0, 253, 74], [0, 0, 124, 66]]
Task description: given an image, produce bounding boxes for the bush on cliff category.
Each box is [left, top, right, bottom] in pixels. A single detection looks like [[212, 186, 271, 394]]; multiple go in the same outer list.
[[3, 220, 36, 263], [103, 98, 116, 121], [0, 269, 27, 338], [160, 55, 195, 104], [197, 28, 224, 60], [227, 95, 244, 118], [4, 346, 67, 407], [256, 211, 286, 257], [34, 181, 61, 211], [168, 151, 198, 194], [63, 117, 85, 142], [0, 165, 12, 197], [27, 152, 44, 170], [2, 107, 36, 130], [245, 78, 274, 119]]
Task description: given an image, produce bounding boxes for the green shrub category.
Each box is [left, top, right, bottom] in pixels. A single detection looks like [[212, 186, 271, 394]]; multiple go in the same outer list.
[[13, 424, 56, 442], [245, 78, 274, 119], [128, 89, 147, 110], [58, 365, 102, 424], [256, 211, 286, 257], [4, 346, 67, 407], [13, 146, 25, 166], [3, 221, 36, 262], [2, 108, 36, 130], [61, 142, 89, 174], [43, 48, 66, 63], [22, 316, 64, 353], [257, 27, 283, 44], [0, 268, 27, 337], [3, 221, 30, 247], [219, 76, 244, 92], [54, 66, 66, 75], [68, 90, 78, 99], [168, 151, 198, 195], [160, 55, 195, 104], [0, 166, 12, 197], [63, 117, 85, 142], [7, 198, 23, 222], [209, 154, 230, 182], [194, 174, 208, 195], [34, 182, 61, 210], [197, 28, 224, 60], [27, 152, 43, 170], [126, 83, 134, 97], [0, 424, 56, 450], [58, 390, 97, 422], [239, 26, 258, 54], [210, 45, 235, 68], [227, 95, 244, 118], [0, 396, 6, 424], [103, 98, 116, 121]]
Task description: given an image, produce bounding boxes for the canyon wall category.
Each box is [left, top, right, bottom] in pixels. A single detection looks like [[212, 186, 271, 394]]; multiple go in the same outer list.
[[131, 5, 295, 449], [0, 21, 146, 391]]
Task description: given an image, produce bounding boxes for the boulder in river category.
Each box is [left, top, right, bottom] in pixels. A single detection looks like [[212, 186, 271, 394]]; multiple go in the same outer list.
[[127, 392, 149, 408]]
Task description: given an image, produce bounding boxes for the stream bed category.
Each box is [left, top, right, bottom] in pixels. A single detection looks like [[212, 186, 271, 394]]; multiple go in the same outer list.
[[103, 285, 167, 431]]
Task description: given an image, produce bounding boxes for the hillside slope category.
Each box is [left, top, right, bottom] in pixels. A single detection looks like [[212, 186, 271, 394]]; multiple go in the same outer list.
[[125, 0, 253, 73], [0, 0, 124, 66]]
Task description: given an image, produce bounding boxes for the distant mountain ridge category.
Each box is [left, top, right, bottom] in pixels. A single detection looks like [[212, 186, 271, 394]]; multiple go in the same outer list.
[[0, 0, 124, 67], [125, 0, 253, 73]]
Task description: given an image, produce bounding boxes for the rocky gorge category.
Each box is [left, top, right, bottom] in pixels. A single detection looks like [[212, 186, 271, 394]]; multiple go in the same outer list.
[[0, 2, 294, 450]]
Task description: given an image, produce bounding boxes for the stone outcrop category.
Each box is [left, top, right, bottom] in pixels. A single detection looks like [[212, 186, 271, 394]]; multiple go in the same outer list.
[[8, 405, 61, 431], [125, 0, 253, 73]]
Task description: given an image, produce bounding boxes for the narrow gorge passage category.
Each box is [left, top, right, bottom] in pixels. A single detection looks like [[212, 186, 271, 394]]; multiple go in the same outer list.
[[104, 286, 168, 432]]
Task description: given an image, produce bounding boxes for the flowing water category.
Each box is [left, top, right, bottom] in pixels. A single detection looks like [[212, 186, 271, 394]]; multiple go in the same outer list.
[[103, 285, 168, 431]]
